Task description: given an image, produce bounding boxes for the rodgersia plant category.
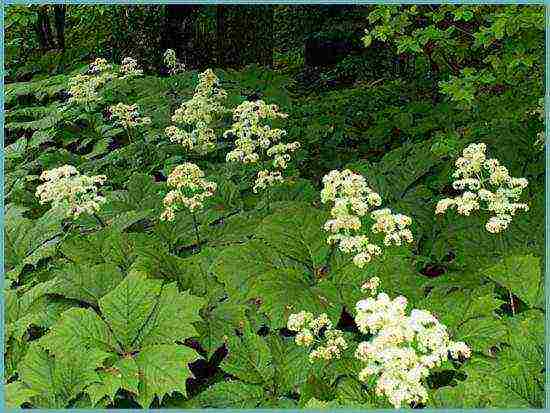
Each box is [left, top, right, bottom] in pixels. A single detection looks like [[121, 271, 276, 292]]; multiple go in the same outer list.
[[165, 69, 228, 155], [163, 48, 186, 75], [119, 57, 143, 78], [160, 163, 217, 248], [35, 165, 107, 221], [66, 57, 143, 108], [108, 103, 151, 143], [224, 100, 300, 194], [321, 169, 413, 267], [435, 142, 529, 233], [287, 278, 471, 409]]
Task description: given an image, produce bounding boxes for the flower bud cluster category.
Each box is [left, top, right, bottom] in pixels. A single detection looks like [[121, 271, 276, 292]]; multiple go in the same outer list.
[[353, 279, 471, 408], [163, 49, 186, 75], [321, 170, 413, 267], [435, 142, 529, 233], [165, 69, 228, 154], [109, 103, 151, 130], [287, 311, 348, 363], [160, 163, 217, 221], [35, 165, 107, 218], [225, 100, 300, 193]]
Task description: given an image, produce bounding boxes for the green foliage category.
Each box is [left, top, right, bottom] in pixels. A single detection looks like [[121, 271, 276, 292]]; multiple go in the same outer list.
[[4, 5, 544, 409]]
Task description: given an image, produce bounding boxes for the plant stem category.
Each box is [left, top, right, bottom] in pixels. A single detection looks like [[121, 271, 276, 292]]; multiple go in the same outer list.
[[192, 213, 201, 251]]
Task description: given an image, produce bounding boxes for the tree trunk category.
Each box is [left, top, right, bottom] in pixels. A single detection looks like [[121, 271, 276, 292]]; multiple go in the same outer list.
[[216, 5, 273, 69], [35, 6, 55, 50], [54, 5, 66, 50]]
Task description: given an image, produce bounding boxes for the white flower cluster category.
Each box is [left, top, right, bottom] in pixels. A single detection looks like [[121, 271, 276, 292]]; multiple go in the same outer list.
[[354, 279, 471, 408], [160, 162, 217, 221], [35, 165, 107, 218], [225, 100, 300, 193], [163, 49, 186, 75], [287, 279, 471, 409], [67, 57, 143, 106], [109, 103, 151, 130], [435, 143, 529, 233], [321, 170, 413, 267], [165, 69, 228, 155], [287, 311, 348, 363], [120, 57, 143, 78]]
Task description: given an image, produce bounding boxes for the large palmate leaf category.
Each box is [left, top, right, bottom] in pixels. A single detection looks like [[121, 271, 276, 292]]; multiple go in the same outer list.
[[14, 342, 109, 408], [347, 139, 441, 202], [256, 203, 330, 270], [221, 324, 274, 385], [5, 279, 62, 342], [107, 173, 165, 213], [195, 302, 248, 357], [211, 239, 299, 302], [330, 247, 425, 309], [483, 254, 543, 309], [135, 344, 198, 407], [60, 228, 153, 271], [38, 273, 205, 407], [195, 381, 266, 408], [433, 311, 543, 408], [5, 204, 65, 280], [420, 285, 505, 353], [246, 268, 341, 328], [53, 263, 125, 305]]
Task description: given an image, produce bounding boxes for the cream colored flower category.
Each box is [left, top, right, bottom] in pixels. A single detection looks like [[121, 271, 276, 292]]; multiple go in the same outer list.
[[160, 163, 217, 220], [436, 142, 529, 233], [35, 165, 107, 218]]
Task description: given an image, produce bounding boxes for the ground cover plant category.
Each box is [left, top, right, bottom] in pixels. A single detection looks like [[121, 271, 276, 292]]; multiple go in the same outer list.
[[4, 4, 545, 409]]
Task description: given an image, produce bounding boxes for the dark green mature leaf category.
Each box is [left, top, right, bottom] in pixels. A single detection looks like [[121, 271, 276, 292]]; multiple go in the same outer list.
[[212, 239, 299, 302], [256, 203, 329, 269], [135, 344, 198, 406], [268, 334, 311, 395], [53, 263, 124, 305], [196, 302, 247, 357], [221, 324, 274, 385], [18, 342, 109, 408], [195, 381, 265, 408], [247, 268, 341, 328], [5, 204, 64, 280], [420, 285, 505, 353], [483, 254, 543, 308], [40, 307, 119, 355]]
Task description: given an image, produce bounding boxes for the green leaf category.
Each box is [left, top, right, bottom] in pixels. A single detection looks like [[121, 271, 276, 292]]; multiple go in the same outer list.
[[40, 307, 119, 355], [221, 323, 274, 385], [268, 334, 310, 394], [196, 381, 265, 408], [256, 203, 329, 269], [196, 302, 247, 357], [135, 344, 199, 407], [420, 285, 505, 353], [5, 381, 39, 408], [483, 254, 542, 308], [99, 272, 162, 352], [19, 342, 109, 408], [87, 357, 139, 405], [212, 239, 299, 302], [53, 263, 124, 305], [247, 268, 341, 328]]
